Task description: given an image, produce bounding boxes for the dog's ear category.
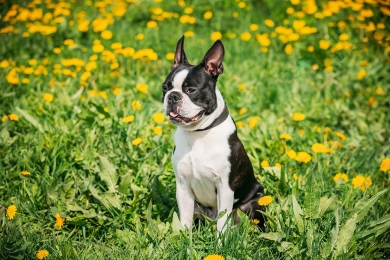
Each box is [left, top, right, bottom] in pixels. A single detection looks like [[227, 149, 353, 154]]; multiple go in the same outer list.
[[172, 36, 188, 70], [200, 40, 224, 77]]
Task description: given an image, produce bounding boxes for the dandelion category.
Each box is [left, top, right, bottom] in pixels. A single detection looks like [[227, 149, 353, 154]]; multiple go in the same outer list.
[[122, 115, 134, 123], [43, 93, 53, 102], [249, 24, 259, 31], [261, 160, 269, 168], [9, 114, 19, 121], [101, 30, 113, 40], [357, 69, 366, 80], [153, 126, 162, 135], [2, 115, 8, 122], [132, 100, 142, 110], [292, 113, 304, 121], [352, 175, 372, 192], [135, 33, 144, 40], [146, 20, 158, 28], [293, 173, 298, 181], [264, 19, 274, 27], [203, 11, 212, 20], [307, 45, 314, 52], [285, 44, 293, 55], [367, 97, 376, 106], [7, 205, 17, 220], [153, 113, 165, 123], [286, 150, 297, 159], [380, 158, 390, 172], [311, 143, 326, 153], [204, 255, 225, 260], [333, 173, 348, 183], [36, 249, 49, 260], [54, 213, 65, 229], [136, 83, 148, 94], [20, 170, 30, 176], [258, 195, 273, 206], [275, 163, 282, 169], [335, 132, 346, 140], [280, 133, 291, 140], [211, 31, 222, 41], [375, 87, 385, 95], [295, 152, 311, 163], [239, 107, 247, 115], [132, 138, 142, 146], [252, 219, 260, 225], [319, 40, 330, 50], [166, 52, 175, 60], [240, 32, 251, 41], [248, 116, 260, 128]]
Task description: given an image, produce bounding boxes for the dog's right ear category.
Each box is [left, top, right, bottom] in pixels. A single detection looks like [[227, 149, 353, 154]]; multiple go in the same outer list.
[[171, 36, 188, 70]]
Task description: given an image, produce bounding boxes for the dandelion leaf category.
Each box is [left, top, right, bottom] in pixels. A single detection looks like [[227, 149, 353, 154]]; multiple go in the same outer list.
[[334, 213, 358, 257], [97, 154, 118, 193], [351, 189, 387, 223], [322, 208, 340, 258], [292, 194, 304, 234], [259, 232, 284, 242], [318, 195, 337, 217], [304, 172, 320, 219], [172, 212, 183, 233]]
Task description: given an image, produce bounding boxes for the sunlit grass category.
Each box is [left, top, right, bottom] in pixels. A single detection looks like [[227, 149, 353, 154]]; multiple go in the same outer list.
[[1, 0, 389, 259]]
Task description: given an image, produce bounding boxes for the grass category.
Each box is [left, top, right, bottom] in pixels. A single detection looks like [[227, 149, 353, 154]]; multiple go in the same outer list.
[[1, 0, 390, 259]]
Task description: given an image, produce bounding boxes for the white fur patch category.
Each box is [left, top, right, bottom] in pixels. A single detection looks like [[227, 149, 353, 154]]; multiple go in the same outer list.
[[172, 69, 189, 90]]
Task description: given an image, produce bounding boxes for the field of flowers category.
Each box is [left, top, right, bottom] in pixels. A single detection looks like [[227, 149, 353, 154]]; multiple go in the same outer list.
[[1, 0, 390, 259]]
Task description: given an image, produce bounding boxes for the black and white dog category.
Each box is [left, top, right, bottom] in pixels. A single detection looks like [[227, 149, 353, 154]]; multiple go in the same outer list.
[[162, 36, 266, 232]]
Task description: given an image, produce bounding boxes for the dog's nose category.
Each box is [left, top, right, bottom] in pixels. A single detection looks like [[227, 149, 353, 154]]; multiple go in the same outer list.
[[168, 92, 182, 104]]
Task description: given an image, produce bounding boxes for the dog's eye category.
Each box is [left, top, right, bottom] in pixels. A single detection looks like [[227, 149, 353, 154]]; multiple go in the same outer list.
[[186, 87, 197, 94], [162, 85, 168, 92]]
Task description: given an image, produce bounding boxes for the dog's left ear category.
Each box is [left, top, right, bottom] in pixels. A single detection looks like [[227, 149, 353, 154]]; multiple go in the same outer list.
[[200, 40, 224, 77], [172, 36, 189, 70]]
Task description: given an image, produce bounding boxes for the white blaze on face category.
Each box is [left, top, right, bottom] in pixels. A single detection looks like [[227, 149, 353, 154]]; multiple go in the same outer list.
[[164, 69, 204, 119]]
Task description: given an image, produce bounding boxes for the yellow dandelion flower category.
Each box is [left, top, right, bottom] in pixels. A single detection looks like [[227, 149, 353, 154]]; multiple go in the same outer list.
[[153, 126, 162, 135], [240, 32, 251, 41], [7, 205, 17, 220], [380, 158, 390, 172], [357, 69, 366, 80], [252, 219, 260, 225], [293, 173, 298, 181], [295, 152, 311, 163], [204, 254, 225, 260], [166, 52, 175, 61], [292, 113, 304, 121], [249, 116, 260, 128], [153, 113, 165, 124], [136, 83, 148, 94], [333, 173, 348, 183], [352, 175, 372, 192], [236, 121, 244, 127], [20, 170, 30, 176], [258, 195, 273, 206], [285, 44, 293, 55], [54, 213, 65, 229], [135, 33, 144, 40], [132, 100, 142, 111], [261, 160, 269, 168], [211, 31, 222, 41], [307, 45, 314, 52], [203, 11, 213, 20], [2, 115, 8, 122], [319, 40, 330, 50], [36, 249, 49, 260], [122, 115, 134, 123], [146, 20, 158, 28], [101, 30, 113, 40], [132, 138, 142, 146], [311, 143, 326, 153], [291, 0, 300, 5], [43, 93, 53, 102], [275, 163, 282, 169], [375, 87, 385, 96], [249, 24, 259, 31], [264, 19, 274, 27], [280, 133, 291, 140], [335, 132, 346, 141], [113, 88, 121, 95], [239, 107, 247, 115], [9, 114, 19, 121], [286, 150, 296, 159]]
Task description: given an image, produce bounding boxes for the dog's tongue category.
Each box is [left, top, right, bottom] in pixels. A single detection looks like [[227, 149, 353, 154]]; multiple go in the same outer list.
[[170, 111, 179, 118]]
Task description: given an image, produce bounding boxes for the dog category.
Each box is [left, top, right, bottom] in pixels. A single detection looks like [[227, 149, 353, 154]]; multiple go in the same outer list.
[[162, 36, 266, 233]]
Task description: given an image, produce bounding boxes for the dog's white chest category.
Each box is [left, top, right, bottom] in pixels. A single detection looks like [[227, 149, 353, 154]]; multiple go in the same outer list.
[[172, 118, 235, 207]]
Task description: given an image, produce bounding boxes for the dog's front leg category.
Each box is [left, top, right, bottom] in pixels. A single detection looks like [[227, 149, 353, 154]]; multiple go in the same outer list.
[[216, 181, 235, 233], [176, 180, 195, 229]]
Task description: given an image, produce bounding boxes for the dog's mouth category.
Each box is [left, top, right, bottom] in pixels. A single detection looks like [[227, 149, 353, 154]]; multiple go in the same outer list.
[[169, 110, 205, 124]]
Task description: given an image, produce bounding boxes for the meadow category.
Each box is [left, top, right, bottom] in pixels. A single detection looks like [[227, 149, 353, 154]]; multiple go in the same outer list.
[[1, 0, 390, 259]]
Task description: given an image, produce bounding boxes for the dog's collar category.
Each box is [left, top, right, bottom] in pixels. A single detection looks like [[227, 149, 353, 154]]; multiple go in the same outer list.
[[195, 103, 229, 132]]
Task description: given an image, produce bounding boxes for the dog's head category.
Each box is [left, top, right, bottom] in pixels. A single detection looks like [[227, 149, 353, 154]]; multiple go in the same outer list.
[[162, 36, 224, 127]]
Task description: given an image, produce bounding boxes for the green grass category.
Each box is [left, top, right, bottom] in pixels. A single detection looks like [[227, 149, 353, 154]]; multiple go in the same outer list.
[[1, 0, 390, 259]]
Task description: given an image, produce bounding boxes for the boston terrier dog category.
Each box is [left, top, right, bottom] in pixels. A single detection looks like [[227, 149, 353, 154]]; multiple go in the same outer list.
[[162, 36, 266, 232]]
